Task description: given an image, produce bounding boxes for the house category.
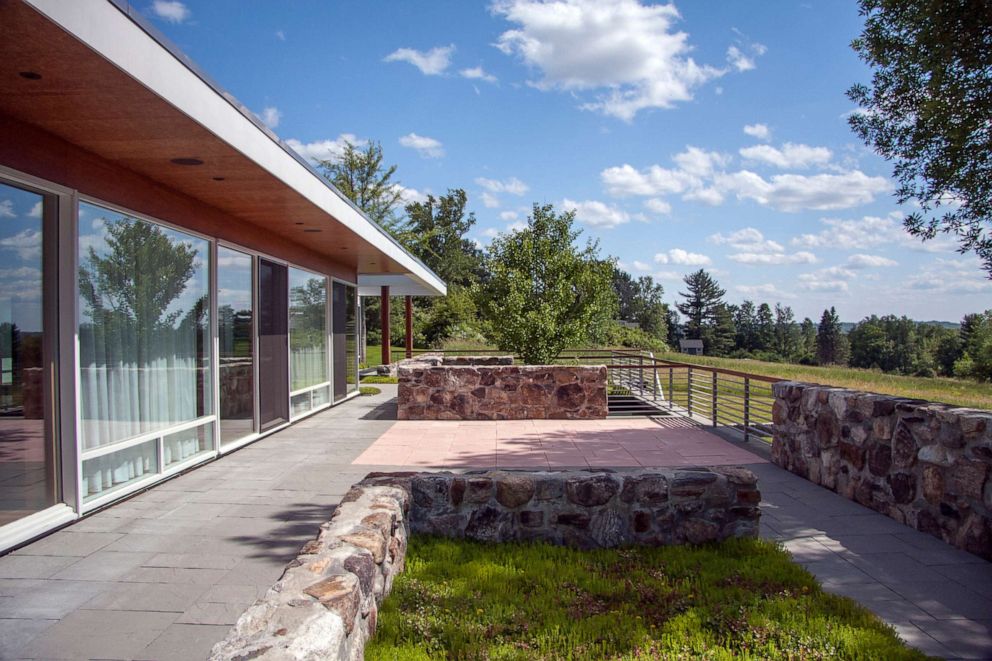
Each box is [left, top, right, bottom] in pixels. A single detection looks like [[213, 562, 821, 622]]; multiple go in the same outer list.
[[0, 0, 445, 552], [679, 339, 704, 356]]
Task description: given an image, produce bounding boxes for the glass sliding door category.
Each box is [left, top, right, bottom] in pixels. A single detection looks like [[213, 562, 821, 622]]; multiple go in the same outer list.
[[258, 258, 289, 431], [0, 180, 58, 527], [333, 282, 358, 401], [77, 202, 212, 502], [217, 247, 255, 446], [289, 268, 329, 417]]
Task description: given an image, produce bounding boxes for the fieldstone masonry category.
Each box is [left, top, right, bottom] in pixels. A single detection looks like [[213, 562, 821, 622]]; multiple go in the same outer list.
[[397, 355, 608, 420], [212, 467, 760, 660], [771, 381, 992, 560]]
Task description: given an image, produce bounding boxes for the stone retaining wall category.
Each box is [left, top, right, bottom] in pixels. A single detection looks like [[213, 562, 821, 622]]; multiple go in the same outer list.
[[210, 483, 409, 661], [397, 356, 607, 420], [771, 381, 992, 560], [365, 468, 760, 548], [212, 467, 760, 660]]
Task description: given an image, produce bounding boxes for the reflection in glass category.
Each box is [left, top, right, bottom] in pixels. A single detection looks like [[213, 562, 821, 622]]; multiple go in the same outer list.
[[0, 181, 56, 526], [333, 282, 358, 401], [289, 268, 328, 399], [218, 247, 254, 445], [345, 286, 358, 394], [77, 202, 211, 498]]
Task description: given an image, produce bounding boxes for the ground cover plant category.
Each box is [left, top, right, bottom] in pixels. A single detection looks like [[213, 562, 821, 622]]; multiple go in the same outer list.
[[361, 375, 399, 384], [367, 536, 926, 660], [359, 386, 382, 396]]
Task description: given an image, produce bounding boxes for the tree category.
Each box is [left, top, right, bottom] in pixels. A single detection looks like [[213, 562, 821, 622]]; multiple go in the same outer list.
[[847, 0, 992, 273], [318, 140, 405, 234], [676, 270, 725, 341], [816, 307, 848, 365], [755, 303, 775, 352], [799, 317, 817, 363], [476, 204, 616, 364], [734, 300, 758, 352], [404, 189, 483, 287], [704, 303, 737, 357], [773, 304, 800, 360], [955, 310, 992, 381]]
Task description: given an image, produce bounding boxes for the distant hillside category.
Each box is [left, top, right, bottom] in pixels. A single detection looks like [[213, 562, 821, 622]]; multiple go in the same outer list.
[[838, 320, 959, 333]]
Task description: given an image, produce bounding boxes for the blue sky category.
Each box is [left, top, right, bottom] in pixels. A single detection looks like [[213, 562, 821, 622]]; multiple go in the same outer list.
[[146, 0, 991, 323]]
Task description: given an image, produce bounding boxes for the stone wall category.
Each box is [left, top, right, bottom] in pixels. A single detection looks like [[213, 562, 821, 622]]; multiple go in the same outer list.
[[397, 357, 608, 420], [364, 468, 760, 548], [212, 467, 760, 660], [210, 483, 409, 661], [771, 381, 992, 560]]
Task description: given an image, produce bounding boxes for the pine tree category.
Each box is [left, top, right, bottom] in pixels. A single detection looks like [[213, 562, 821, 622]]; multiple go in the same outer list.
[[816, 307, 848, 365], [704, 303, 737, 356], [755, 303, 775, 351], [773, 304, 799, 360], [799, 317, 817, 362], [734, 300, 758, 352], [676, 270, 726, 342]]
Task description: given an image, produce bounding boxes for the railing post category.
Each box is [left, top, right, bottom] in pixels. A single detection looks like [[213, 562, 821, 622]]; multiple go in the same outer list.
[[668, 368, 674, 410], [711, 371, 718, 427], [744, 377, 751, 442], [687, 367, 693, 416], [638, 354, 644, 397]]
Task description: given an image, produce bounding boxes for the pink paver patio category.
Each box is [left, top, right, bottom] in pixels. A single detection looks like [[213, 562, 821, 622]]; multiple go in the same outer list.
[[352, 417, 767, 470]]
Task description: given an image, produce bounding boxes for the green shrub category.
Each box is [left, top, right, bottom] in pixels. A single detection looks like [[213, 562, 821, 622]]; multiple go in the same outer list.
[[361, 375, 398, 384], [358, 386, 381, 396]]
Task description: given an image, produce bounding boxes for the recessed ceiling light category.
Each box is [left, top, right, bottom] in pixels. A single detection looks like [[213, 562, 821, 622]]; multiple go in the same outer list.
[[212, 176, 225, 181], [294, 222, 304, 225], [18, 71, 42, 80], [170, 157, 204, 166], [303, 228, 322, 233]]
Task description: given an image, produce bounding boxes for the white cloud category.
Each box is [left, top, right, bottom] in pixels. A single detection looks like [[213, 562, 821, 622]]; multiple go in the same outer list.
[[708, 227, 783, 253], [259, 106, 282, 129], [797, 274, 849, 293], [481, 192, 500, 208], [0, 200, 14, 219], [654, 248, 711, 266], [151, 0, 189, 23], [286, 134, 361, 163], [0, 229, 41, 260], [275, 30, 286, 41], [393, 185, 427, 206], [602, 146, 726, 197], [460, 66, 498, 83], [499, 211, 519, 222], [847, 254, 897, 268], [632, 260, 652, 272], [903, 258, 992, 295], [726, 45, 755, 72], [562, 198, 630, 229], [492, 0, 724, 121], [743, 123, 770, 140], [476, 177, 529, 196], [28, 202, 42, 219], [728, 251, 818, 265], [643, 198, 671, 215], [713, 170, 890, 212], [482, 227, 500, 238], [791, 213, 955, 252], [384, 45, 455, 75], [738, 143, 832, 169], [399, 133, 445, 158], [735, 283, 794, 299]]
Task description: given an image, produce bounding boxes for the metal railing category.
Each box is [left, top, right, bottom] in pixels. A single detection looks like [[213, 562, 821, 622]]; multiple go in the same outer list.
[[407, 347, 780, 442]]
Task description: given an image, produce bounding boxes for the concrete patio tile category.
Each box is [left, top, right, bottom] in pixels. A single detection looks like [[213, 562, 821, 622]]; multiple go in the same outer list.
[[143, 553, 245, 570], [910, 618, 992, 659], [177, 601, 249, 625], [796, 556, 875, 585], [0, 618, 58, 657], [50, 551, 156, 582], [842, 552, 947, 584], [888, 580, 992, 620], [887, 620, 956, 659], [197, 584, 262, 605], [80, 582, 207, 613], [120, 567, 229, 585], [18, 609, 178, 660], [931, 563, 992, 597], [0, 580, 111, 619], [0, 554, 79, 579], [137, 622, 233, 661], [11, 531, 124, 557], [817, 578, 904, 603]]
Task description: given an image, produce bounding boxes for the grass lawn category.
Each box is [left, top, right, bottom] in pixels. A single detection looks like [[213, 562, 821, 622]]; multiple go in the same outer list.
[[657, 352, 992, 411], [367, 537, 926, 660]]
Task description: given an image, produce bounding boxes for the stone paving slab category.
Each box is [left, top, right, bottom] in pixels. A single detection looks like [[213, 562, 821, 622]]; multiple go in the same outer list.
[[0, 385, 989, 659]]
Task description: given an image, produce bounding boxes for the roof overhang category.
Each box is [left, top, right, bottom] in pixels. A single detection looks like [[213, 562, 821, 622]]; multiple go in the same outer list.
[[0, 0, 446, 296], [357, 274, 444, 297]]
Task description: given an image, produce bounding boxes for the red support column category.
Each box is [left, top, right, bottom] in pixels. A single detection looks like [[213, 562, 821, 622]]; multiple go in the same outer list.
[[405, 295, 413, 359], [380, 286, 391, 365]]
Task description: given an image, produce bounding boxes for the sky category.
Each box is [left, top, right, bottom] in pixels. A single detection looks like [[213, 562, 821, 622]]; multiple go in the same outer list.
[[144, 0, 992, 323]]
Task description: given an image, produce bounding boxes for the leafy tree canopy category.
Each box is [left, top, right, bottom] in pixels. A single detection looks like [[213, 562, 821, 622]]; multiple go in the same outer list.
[[318, 140, 405, 234], [848, 0, 992, 272], [476, 204, 616, 364]]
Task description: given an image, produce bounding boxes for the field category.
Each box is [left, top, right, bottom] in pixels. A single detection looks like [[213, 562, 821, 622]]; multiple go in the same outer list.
[[366, 536, 925, 660], [656, 352, 992, 411]]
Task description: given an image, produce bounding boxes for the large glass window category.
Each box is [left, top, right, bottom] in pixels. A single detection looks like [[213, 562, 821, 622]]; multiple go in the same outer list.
[[289, 268, 328, 417], [218, 247, 254, 445], [77, 202, 211, 500], [0, 180, 57, 527], [333, 282, 358, 401]]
